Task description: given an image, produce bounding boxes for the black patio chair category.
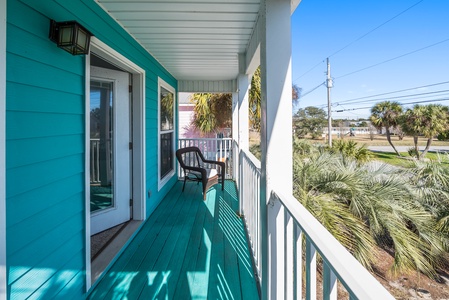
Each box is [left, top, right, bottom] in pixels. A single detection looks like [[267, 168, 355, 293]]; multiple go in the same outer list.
[[176, 146, 225, 200]]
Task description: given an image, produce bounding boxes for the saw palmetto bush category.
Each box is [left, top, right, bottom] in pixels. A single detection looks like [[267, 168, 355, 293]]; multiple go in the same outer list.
[[329, 139, 373, 163], [293, 142, 449, 277]]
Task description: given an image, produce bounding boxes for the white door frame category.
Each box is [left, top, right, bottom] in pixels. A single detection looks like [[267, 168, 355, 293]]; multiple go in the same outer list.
[[0, 0, 6, 298], [85, 37, 146, 290]]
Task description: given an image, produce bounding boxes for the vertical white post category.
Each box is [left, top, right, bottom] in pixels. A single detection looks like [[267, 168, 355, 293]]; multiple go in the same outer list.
[[84, 53, 92, 291], [238, 54, 249, 153], [285, 211, 294, 300], [294, 224, 303, 300], [232, 90, 239, 185], [323, 261, 338, 300], [306, 240, 317, 300], [260, 0, 293, 298], [237, 54, 249, 215], [0, 0, 7, 298], [267, 194, 285, 299]]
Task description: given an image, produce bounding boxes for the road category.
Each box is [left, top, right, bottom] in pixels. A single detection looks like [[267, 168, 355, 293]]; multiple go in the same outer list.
[[368, 145, 449, 152]]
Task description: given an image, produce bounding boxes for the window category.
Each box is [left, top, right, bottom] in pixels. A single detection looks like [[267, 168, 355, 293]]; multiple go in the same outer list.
[[158, 78, 176, 189]]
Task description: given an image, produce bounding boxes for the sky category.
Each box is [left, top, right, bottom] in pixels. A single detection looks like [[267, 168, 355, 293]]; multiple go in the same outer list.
[[291, 0, 449, 120]]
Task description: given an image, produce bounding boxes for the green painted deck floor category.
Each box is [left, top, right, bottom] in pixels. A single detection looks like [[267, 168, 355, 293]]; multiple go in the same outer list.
[[88, 180, 260, 299]]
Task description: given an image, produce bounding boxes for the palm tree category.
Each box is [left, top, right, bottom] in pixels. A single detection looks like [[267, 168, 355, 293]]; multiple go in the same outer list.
[[370, 101, 403, 156], [401, 104, 449, 159], [400, 105, 425, 159], [249, 67, 261, 131], [419, 104, 448, 158], [249, 66, 301, 131], [191, 93, 232, 135], [293, 146, 449, 277]]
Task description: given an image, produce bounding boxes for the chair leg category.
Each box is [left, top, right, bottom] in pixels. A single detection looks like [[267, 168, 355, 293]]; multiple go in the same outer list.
[[221, 168, 225, 191], [202, 177, 207, 200], [182, 176, 187, 192]]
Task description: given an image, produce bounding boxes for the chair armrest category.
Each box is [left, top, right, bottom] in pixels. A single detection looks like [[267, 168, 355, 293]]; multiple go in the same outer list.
[[202, 159, 226, 169], [183, 165, 207, 176]]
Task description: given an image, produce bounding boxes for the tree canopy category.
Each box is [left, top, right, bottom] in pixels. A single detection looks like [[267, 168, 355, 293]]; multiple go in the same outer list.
[[293, 106, 327, 139], [370, 101, 403, 156], [192, 66, 302, 134], [401, 104, 449, 159], [191, 93, 232, 135]]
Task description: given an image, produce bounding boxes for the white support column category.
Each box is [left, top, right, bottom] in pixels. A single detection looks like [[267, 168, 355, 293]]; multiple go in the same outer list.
[[237, 54, 249, 153], [232, 92, 239, 186], [259, 0, 293, 299], [237, 53, 250, 215], [0, 0, 6, 298]]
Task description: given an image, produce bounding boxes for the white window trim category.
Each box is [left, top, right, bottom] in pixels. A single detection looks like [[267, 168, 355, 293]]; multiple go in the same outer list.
[[0, 0, 6, 298], [158, 77, 176, 191], [85, 37, 146, 291]]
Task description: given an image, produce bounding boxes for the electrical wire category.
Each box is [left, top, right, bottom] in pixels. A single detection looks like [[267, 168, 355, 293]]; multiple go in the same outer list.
[[335, 37, 449, 79], [299, 82, 325, 99], [293, 60, 325, 82], [315, 90, 449, 109], [328, 0, 424, 58], [293, 0, 424, 82], [332, 81, 449, 104], [332, 97, 449, 112], [337, 89, 449, 106]]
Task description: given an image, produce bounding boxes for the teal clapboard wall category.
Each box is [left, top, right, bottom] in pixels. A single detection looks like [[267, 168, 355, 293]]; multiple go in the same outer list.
[[6, 0, 178, 298]]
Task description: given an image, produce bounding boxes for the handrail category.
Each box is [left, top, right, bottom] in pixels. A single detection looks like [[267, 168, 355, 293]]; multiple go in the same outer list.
[[237, 147, 393, 299], [270, 190, 394, 300], [239, 148, 262, 282]]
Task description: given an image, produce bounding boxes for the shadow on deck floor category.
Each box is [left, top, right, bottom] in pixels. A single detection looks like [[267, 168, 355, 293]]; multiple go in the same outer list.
[[87, 180, 260, 299]]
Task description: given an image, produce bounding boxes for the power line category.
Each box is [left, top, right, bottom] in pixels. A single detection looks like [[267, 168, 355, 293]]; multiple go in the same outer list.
[[293, 0, 424, 82], [333, 81, 449, 104], [336, 89, 449, 106], [335, 37, 449, 79], [293, 60, 325, 82], [327, 0, 424, 58], [314, 89, 449, 109], [333, 97, 449, 112], [299, 82, 325, 99]]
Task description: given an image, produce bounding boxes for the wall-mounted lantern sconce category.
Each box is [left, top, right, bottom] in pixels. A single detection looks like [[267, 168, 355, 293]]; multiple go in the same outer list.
[[49, 20, 93, 55]]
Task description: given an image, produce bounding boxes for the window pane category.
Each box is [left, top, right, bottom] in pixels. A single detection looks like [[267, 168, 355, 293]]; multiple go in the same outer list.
[[160, 87, 174, 131], [90, 81, 114, 213], [160, 132, 173, 179]]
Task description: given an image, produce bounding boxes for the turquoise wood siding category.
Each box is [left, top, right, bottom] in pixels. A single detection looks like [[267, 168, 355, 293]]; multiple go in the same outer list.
[[6, 0, 177, 298]]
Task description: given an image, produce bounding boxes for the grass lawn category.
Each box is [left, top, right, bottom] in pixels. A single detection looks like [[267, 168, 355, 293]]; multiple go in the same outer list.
[[319, 134, 449, 147], [370, 151, 449, 167]]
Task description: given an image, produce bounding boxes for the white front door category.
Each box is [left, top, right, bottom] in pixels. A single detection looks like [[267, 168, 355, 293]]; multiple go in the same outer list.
[[89, 66, 131, 235]]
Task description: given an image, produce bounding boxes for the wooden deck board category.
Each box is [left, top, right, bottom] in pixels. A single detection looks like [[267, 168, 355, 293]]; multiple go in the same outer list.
[[88, 180, 260, 299]]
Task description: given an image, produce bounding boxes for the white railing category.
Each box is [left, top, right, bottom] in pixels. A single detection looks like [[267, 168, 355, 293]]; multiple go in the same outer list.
[[237, 149, 393, 299], [266, 190, 394, 299], [232, 140, 240, 188], [178, 138, 233, 179], [239, 148, 262, 279]]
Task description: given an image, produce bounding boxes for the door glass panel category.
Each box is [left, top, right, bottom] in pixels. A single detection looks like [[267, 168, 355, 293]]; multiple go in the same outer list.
[[90, 80, 114, 213]]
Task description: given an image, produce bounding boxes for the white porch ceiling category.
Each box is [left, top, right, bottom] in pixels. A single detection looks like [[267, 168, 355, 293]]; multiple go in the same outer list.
[[96, 0, 261, 81]]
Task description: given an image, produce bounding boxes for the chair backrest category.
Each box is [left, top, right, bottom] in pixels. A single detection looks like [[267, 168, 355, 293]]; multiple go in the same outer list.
[[176, 146, 205, 169]]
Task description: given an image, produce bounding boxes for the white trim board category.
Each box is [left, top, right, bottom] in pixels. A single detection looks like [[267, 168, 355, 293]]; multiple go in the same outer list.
[[85, 37, 146, 291], [0, 0, 7, 298], [157, 77, 176, 191]]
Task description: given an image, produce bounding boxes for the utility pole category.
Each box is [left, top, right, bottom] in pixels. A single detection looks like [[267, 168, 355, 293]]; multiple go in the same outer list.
[[327, 58, 333, 147]]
